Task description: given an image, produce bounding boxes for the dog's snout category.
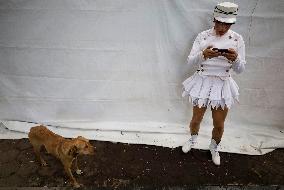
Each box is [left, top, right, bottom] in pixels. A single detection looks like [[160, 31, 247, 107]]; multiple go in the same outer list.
[[90, 147, 95, 155], [86, 144, 95, 155]]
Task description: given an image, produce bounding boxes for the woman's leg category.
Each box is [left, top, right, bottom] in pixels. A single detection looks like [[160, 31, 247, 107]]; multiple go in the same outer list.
[[182, 105, 207, 153], [190, 105, 207, 135], [209, 106, 228, 165], [211, 106, 228, 144]]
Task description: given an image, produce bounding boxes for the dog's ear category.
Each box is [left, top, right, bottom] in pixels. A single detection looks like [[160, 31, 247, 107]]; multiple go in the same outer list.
[[68, 145, 78, 157], [77, 136, 89, 142]]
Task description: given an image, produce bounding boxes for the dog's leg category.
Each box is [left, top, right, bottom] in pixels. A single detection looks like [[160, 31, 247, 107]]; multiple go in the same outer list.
[[74, 157, 83, 175], [63, 161, 81, 188], [30, 143, 47, 166]]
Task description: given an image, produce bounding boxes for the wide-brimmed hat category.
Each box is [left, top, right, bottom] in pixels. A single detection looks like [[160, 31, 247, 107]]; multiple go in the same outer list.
[[213, 2, 238, 24]]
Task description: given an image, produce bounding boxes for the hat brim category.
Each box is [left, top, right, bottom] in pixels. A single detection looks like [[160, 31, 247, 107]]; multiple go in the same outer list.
[[214, 16, 236, 24]]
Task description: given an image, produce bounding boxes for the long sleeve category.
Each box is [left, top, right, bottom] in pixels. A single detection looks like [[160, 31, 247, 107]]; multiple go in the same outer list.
[[232, 35, 246, 74], [187, 33, 205, 67]]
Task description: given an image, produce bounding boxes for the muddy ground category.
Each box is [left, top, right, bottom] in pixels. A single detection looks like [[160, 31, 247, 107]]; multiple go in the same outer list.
[[0, 139, 283, 189]]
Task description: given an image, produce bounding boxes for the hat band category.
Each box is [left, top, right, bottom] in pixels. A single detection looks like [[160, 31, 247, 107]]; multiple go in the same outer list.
[[214, 6, 237, 15]]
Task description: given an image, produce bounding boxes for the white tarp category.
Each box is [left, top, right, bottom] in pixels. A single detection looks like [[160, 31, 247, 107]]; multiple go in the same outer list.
[[0, 0, 283, 155]]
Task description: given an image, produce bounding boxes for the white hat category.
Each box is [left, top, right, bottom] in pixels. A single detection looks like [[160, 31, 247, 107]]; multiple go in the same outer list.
[[213, 2, 238, 24]]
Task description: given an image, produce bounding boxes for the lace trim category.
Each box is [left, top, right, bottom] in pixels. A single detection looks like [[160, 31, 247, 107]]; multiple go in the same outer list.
[[190, 96, 238, 110]]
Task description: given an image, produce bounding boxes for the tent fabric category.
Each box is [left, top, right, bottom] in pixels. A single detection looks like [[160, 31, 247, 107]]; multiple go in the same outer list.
[[0, 0, 283, 155]]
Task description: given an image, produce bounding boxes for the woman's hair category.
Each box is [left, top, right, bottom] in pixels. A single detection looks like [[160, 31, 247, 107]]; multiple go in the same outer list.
[[213, 18, 234, 25]]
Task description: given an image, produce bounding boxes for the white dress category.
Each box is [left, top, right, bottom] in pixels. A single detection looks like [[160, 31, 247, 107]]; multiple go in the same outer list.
[[182, 28, 246, 109]]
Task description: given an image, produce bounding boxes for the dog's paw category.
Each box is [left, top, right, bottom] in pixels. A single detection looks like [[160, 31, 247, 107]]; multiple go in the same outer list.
[[76, 169, 83, 175], [73, 182, 82, 188], [41, 161, 48, 167]]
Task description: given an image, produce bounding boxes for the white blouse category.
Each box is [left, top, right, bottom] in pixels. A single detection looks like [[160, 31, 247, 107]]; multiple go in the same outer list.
[[187, 28, 246, 77]]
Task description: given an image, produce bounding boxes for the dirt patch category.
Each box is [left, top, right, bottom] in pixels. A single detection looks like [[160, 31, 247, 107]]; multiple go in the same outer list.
[[0, 139, 283, 188]]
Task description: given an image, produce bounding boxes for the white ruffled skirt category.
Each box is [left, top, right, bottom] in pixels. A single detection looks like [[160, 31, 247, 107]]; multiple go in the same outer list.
[[182, 72, 239, 109]]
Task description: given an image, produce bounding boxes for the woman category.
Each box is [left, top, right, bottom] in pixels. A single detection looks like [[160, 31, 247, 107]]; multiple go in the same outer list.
[[181, 2, 246, 166]]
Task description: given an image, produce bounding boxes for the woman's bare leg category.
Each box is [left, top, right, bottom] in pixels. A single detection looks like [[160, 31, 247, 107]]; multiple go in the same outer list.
[[211, 106, 228, 144], [190, 105, 207, 135], [182, 105, 207, 153]]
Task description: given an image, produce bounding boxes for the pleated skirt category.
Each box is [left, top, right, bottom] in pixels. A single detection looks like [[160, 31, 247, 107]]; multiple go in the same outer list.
[[182, 72, 239, 109]]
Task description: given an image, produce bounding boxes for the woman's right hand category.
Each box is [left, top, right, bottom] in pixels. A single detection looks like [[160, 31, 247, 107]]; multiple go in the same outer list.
[[202, 46, 220, 60]]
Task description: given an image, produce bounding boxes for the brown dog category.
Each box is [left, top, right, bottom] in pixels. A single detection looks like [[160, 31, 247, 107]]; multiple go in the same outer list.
[[28, 125, 95, 188]]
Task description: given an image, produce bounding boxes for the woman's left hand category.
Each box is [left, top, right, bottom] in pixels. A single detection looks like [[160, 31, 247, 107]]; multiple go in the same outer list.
[[223, 48, 238, 62]]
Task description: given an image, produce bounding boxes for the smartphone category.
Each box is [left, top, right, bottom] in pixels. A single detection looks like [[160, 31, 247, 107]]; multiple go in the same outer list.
[[212, 48, 229, 53]]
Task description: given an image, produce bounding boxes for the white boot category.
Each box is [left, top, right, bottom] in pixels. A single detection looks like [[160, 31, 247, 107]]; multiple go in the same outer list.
[[209, 139, 220, 165], [182, 135, 198, 153]]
